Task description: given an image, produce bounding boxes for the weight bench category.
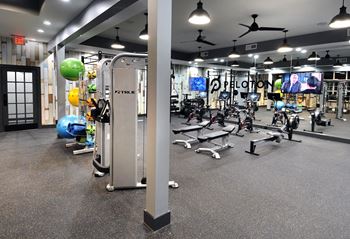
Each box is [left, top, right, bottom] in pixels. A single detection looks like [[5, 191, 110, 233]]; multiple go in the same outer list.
[[245, 132, 284, 156], [195, 125, 235, 159], [172, 121, 210, 148]]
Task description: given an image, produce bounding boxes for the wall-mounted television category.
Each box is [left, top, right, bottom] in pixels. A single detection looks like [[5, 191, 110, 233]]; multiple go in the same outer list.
[[189, 77, 207, 92], [281, 72, 323, 94]]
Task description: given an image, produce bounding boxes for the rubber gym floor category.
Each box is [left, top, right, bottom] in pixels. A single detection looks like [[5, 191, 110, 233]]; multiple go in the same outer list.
[[1, 116, 350, 239]]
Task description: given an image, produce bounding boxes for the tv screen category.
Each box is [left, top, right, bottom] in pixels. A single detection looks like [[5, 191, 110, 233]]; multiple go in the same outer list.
[[281, 72, 323, 94], [189, 77, 207, 92]]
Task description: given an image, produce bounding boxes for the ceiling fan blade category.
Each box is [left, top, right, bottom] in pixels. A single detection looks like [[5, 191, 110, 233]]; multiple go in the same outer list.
[[239, 23, 251, 28], [239, 30, 251, 38], [258, 27, 285, 31], [197, 39, 216, 46]]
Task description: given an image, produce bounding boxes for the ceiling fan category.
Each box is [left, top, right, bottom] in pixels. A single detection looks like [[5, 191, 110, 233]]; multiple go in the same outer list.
[[239, 14, 285, 38], [180, 29, 216, 46]]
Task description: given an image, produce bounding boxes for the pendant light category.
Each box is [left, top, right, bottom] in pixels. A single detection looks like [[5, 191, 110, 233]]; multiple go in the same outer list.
[[334, 55, 342, 67], [231, 60, 239, 67], [308, 51, 321, 61], [282, 55, 287, 62], [263, 57, 274, 65], [139, 13, 148, 41], [228, 40, 240, 58], [194, 46, 204, 62], [111, 27, 125, 49], [294, 58, 301, 69], [188, 0, 211, 25], [329, 0, 350, 28], [277, 30, 293, 53], [325, 50, 331, 59]]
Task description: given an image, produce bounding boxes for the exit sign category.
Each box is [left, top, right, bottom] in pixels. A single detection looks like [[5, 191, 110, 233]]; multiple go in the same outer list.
[[13, 35, 25, 45]]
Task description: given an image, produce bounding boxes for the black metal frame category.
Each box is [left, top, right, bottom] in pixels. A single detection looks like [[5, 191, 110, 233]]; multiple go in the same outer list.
[[0, 64, 41, 131]]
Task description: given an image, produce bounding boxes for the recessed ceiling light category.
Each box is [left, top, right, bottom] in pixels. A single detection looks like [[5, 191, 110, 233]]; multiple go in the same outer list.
[[43, 20, 51, 26], [248, 54, 253, 57], [301, 49, 307, 54], [61, 0, 70, 2], [37, 29, 44, 33], [253, 55, 259, 59], [296, 48, 302, 52], [188, 61, 192, 64], [213, 58, 218, 61], [194, 62, 198, 65], [220, 59, 225, 62]]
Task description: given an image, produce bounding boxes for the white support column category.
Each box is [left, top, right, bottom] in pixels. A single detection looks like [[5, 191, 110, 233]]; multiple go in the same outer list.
[[55, 45, 66, 126], [144, 0, 172, 231]]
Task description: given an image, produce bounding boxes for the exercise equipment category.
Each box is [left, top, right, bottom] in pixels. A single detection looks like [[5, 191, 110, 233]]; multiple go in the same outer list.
[[56, 115, 80, 138], [88, 84, 96, 93], [304, 108, 332, 134], [86, 98, 96, 107], [336, 81, 347, 121], [92, 53, 178, 191], [183, 97, 206, 125], [60, 58, 85, 81], [245, 109, 302, 156], [87, 70, 97, 80], [68, 87, 80, 107], [195, 125, 235, 159], [172, 120, 210, 148]]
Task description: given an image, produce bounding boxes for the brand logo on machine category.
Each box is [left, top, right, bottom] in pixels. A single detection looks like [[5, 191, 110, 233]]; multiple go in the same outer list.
[[114, 90, 135, 94]]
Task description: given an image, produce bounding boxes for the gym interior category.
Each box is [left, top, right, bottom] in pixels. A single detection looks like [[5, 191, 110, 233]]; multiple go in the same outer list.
[[1, 0, 350, 238]]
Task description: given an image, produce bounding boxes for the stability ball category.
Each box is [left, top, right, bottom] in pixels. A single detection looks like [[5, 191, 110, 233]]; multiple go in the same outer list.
[[60, 58, 85, 81], [68, 88, 80, 107], [56, 115, 80, 138], [274, 79, 282, 90], [274, 101, 285, 111]]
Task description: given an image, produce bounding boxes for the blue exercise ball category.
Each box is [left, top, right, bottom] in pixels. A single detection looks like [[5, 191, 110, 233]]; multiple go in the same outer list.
[[56, 115, 80, 138], [274, 101, 285, 111]]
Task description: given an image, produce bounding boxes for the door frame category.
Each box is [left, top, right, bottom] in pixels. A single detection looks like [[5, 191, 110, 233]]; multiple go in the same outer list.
[[0, 64, 41, 132]]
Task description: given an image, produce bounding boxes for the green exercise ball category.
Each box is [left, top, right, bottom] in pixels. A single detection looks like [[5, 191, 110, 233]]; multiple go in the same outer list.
[[60, 58, 85, 81], [274, 79, 282, 90]]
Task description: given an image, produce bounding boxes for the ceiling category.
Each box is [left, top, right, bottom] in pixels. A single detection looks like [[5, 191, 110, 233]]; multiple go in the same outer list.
[[99, 0, 343, 53], [0, 0, 94, 42]]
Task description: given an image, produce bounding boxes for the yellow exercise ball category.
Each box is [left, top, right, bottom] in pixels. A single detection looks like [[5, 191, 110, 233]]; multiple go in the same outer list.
[[275, 89, 283, 98], [68, 88, 80, 107]]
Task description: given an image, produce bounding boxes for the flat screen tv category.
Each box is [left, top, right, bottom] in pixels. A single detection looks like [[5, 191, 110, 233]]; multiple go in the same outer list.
[[189, 77, 207, 92], [281, 72, 323, 94]]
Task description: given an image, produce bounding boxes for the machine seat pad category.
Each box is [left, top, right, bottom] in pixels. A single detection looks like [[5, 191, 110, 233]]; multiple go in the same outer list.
[[267, 132, 283, 137], [198, 131, 229, 142], [172, 125, 203, 134]]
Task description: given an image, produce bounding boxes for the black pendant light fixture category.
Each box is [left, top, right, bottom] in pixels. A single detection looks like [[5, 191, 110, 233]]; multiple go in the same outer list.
[[188, 0, 211, 25], [294, 58, 301, 69], [263, 57, 274, 65], [325, 50, 331, 59], [282, 55, 288, 62], [231, 60, 239, 67], [139, 13, 148, 41], [334, 55, 343, 67], [277, 30, 293, 53], [308, 51, 321, 61], [111, 27, 125, 49], [329, 0, 350, 28], [228, 40, 240, 58], [194, 46, 204, 62]]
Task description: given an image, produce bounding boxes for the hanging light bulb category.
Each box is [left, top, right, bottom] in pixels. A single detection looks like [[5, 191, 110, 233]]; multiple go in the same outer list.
[[329, 0, 350, 28], [111, 27, 125, 49], [263, 57, 274, 65], [228, 40, 240, 58], [188, 0, 211, 25], [194, 46, 204, 62], [277, 30, 293, 53], [139, 13, 149, 40], [308, 51, 321, 61]]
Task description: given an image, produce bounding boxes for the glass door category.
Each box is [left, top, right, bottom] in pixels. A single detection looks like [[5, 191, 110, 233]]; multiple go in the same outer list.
[[1, 65, 40, 131]]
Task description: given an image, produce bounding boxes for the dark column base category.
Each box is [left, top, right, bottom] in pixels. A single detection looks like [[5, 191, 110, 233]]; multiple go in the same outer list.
[[143, 210, 171, 231]]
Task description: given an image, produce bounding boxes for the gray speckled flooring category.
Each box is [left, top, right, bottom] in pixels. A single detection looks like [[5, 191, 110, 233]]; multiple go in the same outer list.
[[1, 117, 350, 239]]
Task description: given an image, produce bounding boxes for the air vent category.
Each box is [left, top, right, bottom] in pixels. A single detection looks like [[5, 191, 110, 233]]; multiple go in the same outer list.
[[245, 43, 258, 51]]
